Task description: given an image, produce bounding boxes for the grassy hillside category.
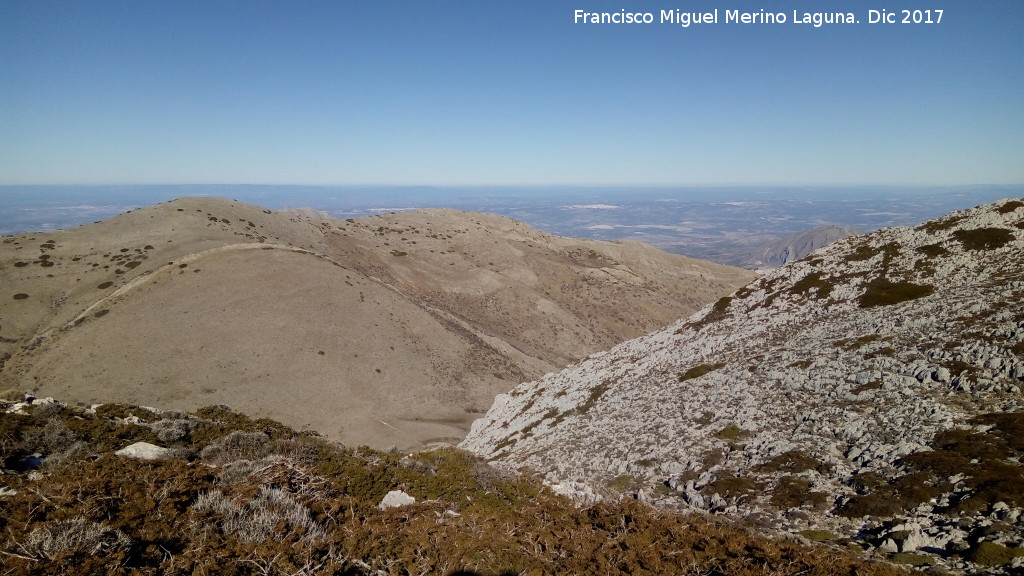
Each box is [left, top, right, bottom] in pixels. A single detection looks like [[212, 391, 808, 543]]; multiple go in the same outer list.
[[0, 197, 753, 451], [0, 396, 907, 576]]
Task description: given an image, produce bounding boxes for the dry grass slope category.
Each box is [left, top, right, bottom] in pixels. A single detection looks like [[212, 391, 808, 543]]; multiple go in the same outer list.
[[0, 197, 754, 450]]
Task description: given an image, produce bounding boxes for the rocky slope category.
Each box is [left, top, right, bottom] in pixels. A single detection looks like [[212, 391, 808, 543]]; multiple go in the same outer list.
[[740, 224, 860, 269], [0, 197, 753, 451], [461, 198, 1024, 573]]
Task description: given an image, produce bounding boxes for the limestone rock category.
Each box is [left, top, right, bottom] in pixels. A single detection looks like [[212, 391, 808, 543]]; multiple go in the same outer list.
[[115, 442, 170, 460], [378, 490, 416, 510]]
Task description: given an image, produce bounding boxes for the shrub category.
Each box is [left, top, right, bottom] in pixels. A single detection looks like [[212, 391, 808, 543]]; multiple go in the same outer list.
[[770, 476, 828, 509], [858, 278, 934, 308], [0, 388, 23, 402], [756, 450, 823, 474], [915, 243, 948, 257], [966, 541, 1024, 566], [689, 297, 732, 329], [918, 214, 967, 233], [22, 419, 80, 454], [997, 200, 1024, 214], [20, 518, 131, 560], [199, 430, 272, 465], [798, 530, 837, 542], [679, 363, 724, 382], [151, 418, 198, 443], [953, 227, 1015, 251], [715, 424, 743, 441], [606, 474, 636, 491], [193, 486, 324, 543], [790, 272, 833, 299]]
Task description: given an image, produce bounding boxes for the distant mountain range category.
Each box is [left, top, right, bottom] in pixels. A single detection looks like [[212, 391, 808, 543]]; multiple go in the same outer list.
[[0, 197, 752, 451], [461, 198, 1024, 574], [739, 224, 861, 269]]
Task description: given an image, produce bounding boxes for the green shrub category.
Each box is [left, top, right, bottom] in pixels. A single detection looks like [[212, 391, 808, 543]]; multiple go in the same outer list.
[[915, 243, 948, 257], [606, 474, 636, 491], [790, 271, 833, 299], [953, 227, 1015, 250], [679, 363, 724, 382], [966, 541, 1024, 566], [858, 278, 934, 308], [715, 424, 743, 441], [770, 476, 828, 509], [997, 200, 1024, 214], [755, 450, 823, 474], [798, 530, 837, 542]]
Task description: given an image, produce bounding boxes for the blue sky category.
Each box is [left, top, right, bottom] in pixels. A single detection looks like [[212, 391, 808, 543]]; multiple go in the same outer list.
[[2, 1, 1021, 186]]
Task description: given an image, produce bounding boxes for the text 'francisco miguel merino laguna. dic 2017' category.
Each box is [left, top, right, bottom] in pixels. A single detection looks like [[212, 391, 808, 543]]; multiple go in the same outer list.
[[572, 9, 943, 28]]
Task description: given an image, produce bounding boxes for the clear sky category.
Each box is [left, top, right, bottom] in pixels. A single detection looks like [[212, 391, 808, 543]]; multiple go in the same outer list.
[[2, 1, 1021, 186]]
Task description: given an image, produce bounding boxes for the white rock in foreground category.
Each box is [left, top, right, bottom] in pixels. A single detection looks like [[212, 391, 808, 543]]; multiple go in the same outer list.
[[378, 490, 416, 510], [115, 441, 170, 460]]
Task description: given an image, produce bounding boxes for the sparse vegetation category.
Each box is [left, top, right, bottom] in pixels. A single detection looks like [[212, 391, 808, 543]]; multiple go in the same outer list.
[[790, 271, 833, 299], [797, 529, 837, 542], [858, 277, 934, 308], [715, 424, 743, 441], [966, 541, 1024, 566], [678, 363, 724, 382], [952, 227, 1015, 251], [915, 243, 948, 258], [0, 399, 908, 576], [998, 200, 1024, 214]]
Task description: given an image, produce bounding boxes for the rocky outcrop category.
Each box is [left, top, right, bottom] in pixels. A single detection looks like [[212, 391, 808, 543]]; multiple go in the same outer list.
[[461, 198, 1024, 573], [741, 224, 859, 268]]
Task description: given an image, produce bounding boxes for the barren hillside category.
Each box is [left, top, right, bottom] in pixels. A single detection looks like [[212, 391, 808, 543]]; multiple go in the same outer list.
[[0, 197, 753, 450], [462, 199, 1024, 573]]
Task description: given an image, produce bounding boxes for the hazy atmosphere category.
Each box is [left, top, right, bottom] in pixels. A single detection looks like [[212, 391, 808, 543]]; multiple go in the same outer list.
[[3, 1, 1022, 187]]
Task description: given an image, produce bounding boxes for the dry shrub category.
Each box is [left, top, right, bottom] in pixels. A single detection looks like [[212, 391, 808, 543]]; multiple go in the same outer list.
[[22, 419, 80, 455], [150, 418, 199, 443], [193, 486, 325, 543], [19, 518, 131, 560], [200, 430, 272, 465], [0, 403, 910, 576], [0, 387, 24, 402]]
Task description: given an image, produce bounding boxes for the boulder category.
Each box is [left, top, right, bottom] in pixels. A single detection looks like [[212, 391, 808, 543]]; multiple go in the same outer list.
[[115, 442, 170, 460], [378, 490, 416, 510]]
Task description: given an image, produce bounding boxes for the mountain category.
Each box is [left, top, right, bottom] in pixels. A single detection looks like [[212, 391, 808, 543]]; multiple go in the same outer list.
[[461, 199, 1024, 573], [0, 197, 754, 451], [740, 224, 860, 269]]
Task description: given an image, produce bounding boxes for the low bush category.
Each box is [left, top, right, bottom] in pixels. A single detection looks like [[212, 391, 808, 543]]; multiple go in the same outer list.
[[790, 272, 833, 299], [0, 401, 911, 576], [966, 541, 1024, 566], [679, 363, 724, 382], [953, 227, 1015, 251], [858, 278, 934, 308]]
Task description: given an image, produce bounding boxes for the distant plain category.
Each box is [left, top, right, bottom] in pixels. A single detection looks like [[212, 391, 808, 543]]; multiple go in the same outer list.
[[3, 185, 1018, 266]]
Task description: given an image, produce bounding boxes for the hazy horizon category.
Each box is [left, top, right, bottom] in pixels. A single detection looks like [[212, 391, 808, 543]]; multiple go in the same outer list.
[[3, 184, 1018, 267]]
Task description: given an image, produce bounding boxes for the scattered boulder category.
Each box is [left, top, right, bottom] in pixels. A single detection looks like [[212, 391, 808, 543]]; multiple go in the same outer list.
[[378, 490, 416, 510], [115, 442, 170, 460]]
